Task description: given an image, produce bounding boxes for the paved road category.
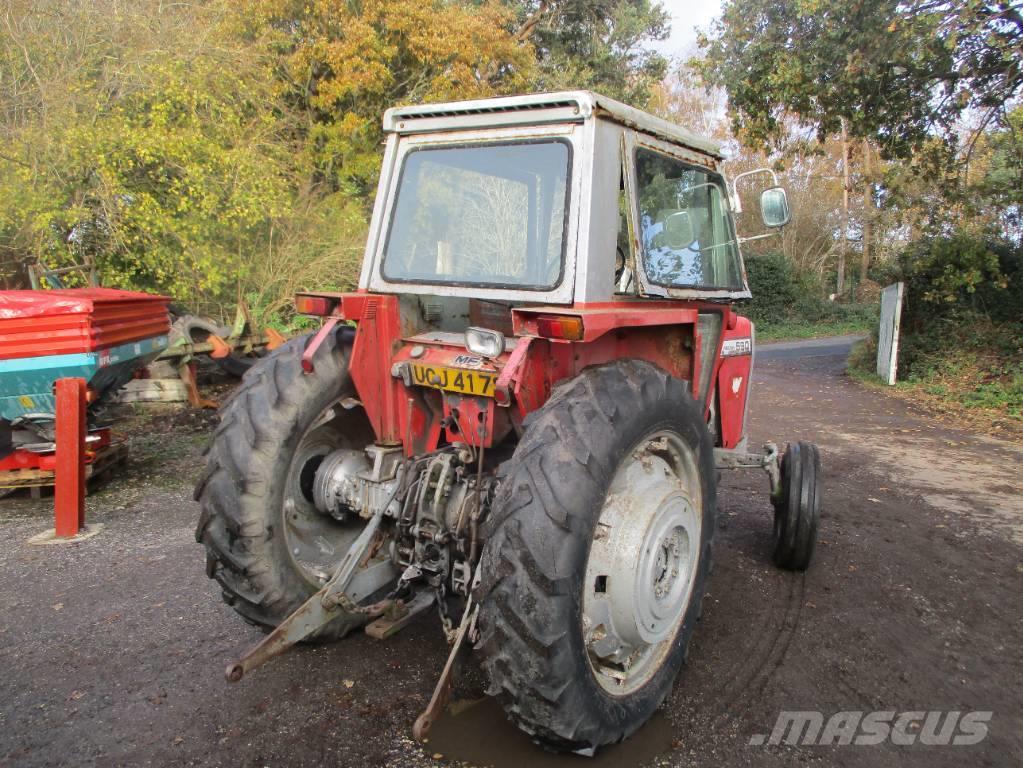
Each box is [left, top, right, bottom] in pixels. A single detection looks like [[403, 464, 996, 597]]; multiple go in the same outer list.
[[757, 334, 865, 360], [1, 338, 1020, 767]]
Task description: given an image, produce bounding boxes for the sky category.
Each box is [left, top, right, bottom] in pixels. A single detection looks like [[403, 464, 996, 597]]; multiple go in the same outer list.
[[652, 0, 724, 59]]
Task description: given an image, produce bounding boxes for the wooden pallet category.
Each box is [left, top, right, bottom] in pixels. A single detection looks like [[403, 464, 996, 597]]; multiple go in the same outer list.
[[0, 440, 128, 495]]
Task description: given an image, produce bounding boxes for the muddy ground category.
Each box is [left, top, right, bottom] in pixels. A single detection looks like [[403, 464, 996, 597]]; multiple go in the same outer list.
[[1, 341, 1021, 767]]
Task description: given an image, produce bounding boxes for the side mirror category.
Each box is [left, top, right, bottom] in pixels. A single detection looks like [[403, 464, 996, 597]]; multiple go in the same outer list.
[[663, 210, 695, 249], [760, 187, 791, 228]]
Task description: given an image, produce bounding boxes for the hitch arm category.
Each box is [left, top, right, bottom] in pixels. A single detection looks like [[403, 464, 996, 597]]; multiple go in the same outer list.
[[225, 507, 388, 683], [412, 572, 481, 742]]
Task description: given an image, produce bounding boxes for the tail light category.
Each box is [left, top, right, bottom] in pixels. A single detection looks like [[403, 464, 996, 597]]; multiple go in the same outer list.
[[536, 315, 584, 341], [295, 294, 338, 316]]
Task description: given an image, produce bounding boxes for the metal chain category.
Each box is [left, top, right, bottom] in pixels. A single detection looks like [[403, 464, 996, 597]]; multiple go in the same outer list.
[[436, 580, 456, 642]]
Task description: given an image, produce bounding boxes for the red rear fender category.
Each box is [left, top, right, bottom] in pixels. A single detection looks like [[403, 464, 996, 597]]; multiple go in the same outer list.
[[715, 315, 754, 449]]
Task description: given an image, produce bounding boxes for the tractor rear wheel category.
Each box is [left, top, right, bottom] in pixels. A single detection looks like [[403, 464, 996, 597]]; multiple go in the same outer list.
[[476, 360, 716, 752], [194, 328, 381, 639]]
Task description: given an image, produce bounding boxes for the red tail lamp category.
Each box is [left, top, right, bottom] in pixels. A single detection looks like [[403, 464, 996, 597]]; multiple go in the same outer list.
[[536, 315, 584, 341], [295, 294, 338, 316]]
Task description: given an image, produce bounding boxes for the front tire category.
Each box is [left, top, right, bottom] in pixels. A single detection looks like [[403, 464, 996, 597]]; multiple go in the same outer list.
[[772, 441, 821, 571], [475, 360, 716, 752], [194, 328, 378, 638]]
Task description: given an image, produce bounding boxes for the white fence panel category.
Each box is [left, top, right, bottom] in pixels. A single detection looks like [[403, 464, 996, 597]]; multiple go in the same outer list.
[[876, 282, 904, 385]]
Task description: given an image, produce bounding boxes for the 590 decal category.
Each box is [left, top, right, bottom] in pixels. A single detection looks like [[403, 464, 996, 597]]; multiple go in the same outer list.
[[721, 337, 753, 357]]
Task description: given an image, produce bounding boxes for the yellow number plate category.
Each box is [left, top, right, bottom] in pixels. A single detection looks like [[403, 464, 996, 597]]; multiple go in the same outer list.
[[410, 364, 497, 397]]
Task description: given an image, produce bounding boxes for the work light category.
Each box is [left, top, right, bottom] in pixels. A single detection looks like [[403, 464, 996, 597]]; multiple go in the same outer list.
[[464, 327, 505, 358]]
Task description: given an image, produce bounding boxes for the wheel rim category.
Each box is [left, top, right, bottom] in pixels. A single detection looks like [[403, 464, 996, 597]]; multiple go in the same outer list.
[[282, 402, 370, 587], [582, 429, 702, 695]]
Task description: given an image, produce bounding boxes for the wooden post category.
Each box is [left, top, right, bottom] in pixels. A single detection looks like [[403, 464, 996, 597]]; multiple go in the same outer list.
[[54, 378, 87, 537]]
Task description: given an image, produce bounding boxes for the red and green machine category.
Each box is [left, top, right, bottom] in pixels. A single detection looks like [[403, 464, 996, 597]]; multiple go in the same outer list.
[[0, 288, 170, 479]]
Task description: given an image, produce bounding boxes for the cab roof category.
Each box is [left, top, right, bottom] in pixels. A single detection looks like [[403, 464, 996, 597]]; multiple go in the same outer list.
[[383, 90, 723, 160]]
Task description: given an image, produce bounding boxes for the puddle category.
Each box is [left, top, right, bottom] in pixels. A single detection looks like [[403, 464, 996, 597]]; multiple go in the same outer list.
[[426, 697, 675, 767]]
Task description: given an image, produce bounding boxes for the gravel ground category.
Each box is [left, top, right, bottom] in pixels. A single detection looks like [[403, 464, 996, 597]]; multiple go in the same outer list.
[[1, 342, 1020, 767]]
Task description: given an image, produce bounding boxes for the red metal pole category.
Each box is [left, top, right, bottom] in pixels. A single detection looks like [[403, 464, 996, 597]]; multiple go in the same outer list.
[[54, 378, 87, 537]]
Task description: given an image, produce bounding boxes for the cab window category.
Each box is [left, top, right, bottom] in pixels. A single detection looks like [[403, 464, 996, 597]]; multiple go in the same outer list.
[[382, 140, 570, 290], [634, 148, 743, 290]]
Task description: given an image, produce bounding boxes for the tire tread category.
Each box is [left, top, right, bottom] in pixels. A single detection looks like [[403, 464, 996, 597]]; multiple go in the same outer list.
[[476, 360, 716, 751]]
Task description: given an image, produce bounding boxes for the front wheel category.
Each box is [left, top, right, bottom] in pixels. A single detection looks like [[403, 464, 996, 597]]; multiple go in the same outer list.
[[475, 360, 716, 752], [772, 441, 821, 571]]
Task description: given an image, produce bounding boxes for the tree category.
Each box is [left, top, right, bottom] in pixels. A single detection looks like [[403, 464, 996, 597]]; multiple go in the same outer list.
[[0, 0, 534, 308], [698, 0, 1023, 160], [0, 0, 677, 313], [242, 0, 535, 198], [0, 1, 292, 303], [972, 105, 1023, 239], [648, 60, 731, 143], [510, 0, 671, 105], [695, 1, 1023, 290]]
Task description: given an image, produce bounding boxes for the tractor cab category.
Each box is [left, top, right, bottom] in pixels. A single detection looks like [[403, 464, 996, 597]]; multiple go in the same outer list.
[[364, 90, 764, 304]]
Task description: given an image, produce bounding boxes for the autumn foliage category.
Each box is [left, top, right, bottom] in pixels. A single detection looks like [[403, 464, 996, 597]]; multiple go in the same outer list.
[[0, 0, 667, 318]]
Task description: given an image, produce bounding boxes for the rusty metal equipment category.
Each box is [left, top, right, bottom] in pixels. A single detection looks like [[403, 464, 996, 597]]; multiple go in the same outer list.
[[196, 91, 823, 755], [150, 304, 287, 408]]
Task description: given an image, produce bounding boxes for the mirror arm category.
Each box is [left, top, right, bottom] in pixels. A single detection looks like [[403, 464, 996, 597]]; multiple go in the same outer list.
[[730, 168, 781, 213], [738, 230, 783, 245]]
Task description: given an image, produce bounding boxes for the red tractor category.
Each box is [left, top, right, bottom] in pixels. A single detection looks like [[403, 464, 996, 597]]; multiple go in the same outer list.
[[195, 91, 821, 754]]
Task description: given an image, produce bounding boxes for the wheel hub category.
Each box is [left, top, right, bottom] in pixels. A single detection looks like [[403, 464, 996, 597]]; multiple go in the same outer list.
[[283, 406, 369, 586], [602, 482, 695, 648], [582, 431, 701, 694]]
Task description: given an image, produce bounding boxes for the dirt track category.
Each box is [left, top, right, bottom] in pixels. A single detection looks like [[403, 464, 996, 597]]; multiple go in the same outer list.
[[1, 342, 1021, 767]]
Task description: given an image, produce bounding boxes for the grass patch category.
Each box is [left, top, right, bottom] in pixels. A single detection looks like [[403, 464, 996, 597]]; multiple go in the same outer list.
[[757, 315, 875, 342], [847, 334, 1023, 440]]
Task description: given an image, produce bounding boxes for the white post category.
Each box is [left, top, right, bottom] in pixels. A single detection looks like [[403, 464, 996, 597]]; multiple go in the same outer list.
[[876, 282, 904, 385]]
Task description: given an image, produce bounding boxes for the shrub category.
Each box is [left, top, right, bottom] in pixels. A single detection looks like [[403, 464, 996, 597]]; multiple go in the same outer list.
[[743, 252, 802, 326], [898, 234, 1023, 333], [895, 234, 1023, 379], [744, 252, 876, 330]]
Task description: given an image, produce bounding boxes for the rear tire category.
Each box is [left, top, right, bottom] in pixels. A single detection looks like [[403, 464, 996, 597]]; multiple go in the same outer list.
[[194, 328, 377, 638], [772, 441, 821, 571], [169, 315, 228, 347], [475, 360, 716, 752]]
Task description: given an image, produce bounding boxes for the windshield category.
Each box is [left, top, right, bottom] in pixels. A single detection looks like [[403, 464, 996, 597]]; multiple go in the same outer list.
[[635, 148, 743, 290], [382, 140, 571, 289]]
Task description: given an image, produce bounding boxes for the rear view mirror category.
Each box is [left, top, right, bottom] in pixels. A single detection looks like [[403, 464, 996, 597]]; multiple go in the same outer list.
[[663, 211, 695, 249], [760, 187, 790, 228]]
